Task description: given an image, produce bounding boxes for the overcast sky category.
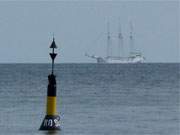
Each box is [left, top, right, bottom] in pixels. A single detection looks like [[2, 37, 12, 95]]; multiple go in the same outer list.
[[0, 1, 179, 63]]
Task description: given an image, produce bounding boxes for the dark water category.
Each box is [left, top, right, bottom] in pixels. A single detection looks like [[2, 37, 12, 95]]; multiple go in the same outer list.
[[0, 63, 179, 135]]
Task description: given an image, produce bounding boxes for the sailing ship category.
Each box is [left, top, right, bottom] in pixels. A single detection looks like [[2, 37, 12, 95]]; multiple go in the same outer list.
[[85, 22, 145, 63]]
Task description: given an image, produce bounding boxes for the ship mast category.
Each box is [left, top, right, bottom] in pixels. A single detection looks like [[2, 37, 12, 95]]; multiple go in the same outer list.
[[118, 20, 124, 57], [107, 22, 111, 58], [129, 21, 134, 55]]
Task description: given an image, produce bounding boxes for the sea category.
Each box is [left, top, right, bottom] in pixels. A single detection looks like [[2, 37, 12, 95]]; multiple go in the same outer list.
[[0, 63, 179, 135]]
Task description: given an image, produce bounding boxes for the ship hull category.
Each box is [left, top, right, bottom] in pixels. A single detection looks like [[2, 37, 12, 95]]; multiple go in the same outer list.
[[96, 56, 145, 64]]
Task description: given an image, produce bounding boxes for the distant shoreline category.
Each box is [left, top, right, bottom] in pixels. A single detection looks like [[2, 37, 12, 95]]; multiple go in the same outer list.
[[0, 62, 179, 64]]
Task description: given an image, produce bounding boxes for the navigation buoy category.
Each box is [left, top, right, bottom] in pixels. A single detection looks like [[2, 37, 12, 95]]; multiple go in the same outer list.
[[39, 37, 60, 130]]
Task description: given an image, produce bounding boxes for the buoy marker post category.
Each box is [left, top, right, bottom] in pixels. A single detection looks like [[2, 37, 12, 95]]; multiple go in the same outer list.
[[39, 37, 60, 130]]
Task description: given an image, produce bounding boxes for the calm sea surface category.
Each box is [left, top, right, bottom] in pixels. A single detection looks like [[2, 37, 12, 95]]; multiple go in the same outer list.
[[0, 63, 179, 135]]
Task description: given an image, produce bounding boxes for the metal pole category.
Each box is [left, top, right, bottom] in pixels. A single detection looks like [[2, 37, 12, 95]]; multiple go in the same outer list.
[[52, 48, 54, 74]]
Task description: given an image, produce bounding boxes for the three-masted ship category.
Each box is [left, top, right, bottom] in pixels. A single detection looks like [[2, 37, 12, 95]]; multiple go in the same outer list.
[[85, 22, 145, 63]]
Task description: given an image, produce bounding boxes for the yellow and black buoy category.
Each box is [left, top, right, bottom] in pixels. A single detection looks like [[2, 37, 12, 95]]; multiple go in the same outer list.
[[39, 37, 60, 130]]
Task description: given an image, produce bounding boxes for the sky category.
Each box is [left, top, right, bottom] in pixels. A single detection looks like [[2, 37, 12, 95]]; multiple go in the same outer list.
[[0, 1, 179, 63]]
